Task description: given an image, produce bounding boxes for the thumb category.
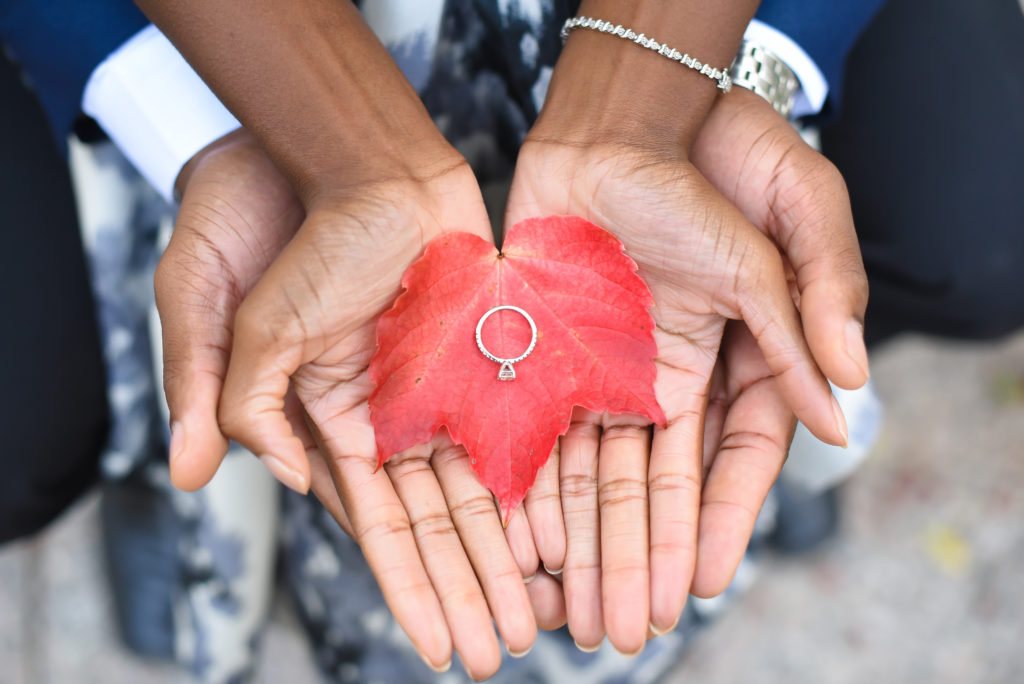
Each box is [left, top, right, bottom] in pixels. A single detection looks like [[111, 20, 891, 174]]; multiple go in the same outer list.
[[771, 158, 869, 390], [217, 263, 313, 495], [693, 93, 869, 390], [155, 231, 233, 491]]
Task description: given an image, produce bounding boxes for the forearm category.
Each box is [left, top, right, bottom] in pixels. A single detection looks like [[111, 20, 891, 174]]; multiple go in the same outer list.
[[133, 0, 458, 204], [535, 0, 758, 151]]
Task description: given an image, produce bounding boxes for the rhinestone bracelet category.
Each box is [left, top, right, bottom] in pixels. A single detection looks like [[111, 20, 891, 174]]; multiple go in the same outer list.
[[560, 16, 732, 92]]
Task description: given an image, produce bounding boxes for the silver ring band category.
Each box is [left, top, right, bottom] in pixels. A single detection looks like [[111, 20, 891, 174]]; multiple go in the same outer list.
[[475, 306, 538, 380]]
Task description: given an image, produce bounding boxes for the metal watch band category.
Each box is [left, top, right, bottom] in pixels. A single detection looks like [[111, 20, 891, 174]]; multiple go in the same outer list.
[[728, 40, 800, 118]]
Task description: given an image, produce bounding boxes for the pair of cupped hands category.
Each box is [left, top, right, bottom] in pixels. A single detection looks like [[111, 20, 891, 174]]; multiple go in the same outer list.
[[157, 83, 867, 678]]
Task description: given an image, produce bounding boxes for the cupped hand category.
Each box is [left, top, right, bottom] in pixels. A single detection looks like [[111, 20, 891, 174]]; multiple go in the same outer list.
[[157, 132, 538, 679], [688, 88, 869, 597], [504, 120, 848, 652]]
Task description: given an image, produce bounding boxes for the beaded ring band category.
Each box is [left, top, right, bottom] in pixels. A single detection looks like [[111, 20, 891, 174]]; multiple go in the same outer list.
[[560, 16, 732, 92], [475, 305, 538, 381]]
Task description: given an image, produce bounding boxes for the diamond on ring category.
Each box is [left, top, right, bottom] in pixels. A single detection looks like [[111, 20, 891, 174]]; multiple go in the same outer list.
[[475, 306, 538, 381]]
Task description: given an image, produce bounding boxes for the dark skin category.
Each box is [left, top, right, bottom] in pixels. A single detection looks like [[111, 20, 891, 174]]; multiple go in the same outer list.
[[139, 0, 868, 674]]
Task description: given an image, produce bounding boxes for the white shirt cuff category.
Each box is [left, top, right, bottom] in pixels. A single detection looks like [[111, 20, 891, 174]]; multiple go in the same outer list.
[[744, 19, 828, 118], [82, 25, 240, 203]]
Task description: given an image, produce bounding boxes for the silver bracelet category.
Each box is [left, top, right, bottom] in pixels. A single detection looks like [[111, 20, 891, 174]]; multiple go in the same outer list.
[[560, 16, 732, 92]]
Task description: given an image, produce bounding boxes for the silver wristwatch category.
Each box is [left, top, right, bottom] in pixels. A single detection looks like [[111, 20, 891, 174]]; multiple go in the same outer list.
[[728, 40, 800, 118]]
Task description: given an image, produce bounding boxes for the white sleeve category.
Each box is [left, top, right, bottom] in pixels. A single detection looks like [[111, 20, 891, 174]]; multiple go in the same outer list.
[[744, 19, 828, 118], [81, 25, 240, 203]]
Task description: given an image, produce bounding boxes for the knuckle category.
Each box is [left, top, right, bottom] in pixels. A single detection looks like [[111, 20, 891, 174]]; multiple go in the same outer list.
[[430, 443, 469, 469], [410, 511, 457, 540], [597, 476, 647, 507], [600, 423, 651, 444], [564, 558, 601, 574], [560, 472, 598, 498], [153, 256, 176, 307], [449, 494, 498, 522], [491, 564, 530, 584], [233, 292, 304, 353], [439, 585, 484, 612], [359, 514, 414, 546], [703, 497, 760, 525], [650, 535, 696, 557], [719, 428, 785, 454], [812, 157, 848, 196], [600, 563, 649, 580], [387, 446, 433, 472], [647, 470, 702, 498], [525, 488, 561, 507]]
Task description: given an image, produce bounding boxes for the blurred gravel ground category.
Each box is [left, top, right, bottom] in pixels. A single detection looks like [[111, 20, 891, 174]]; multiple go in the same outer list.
[[2, 331, 1023, 683], [666, 332, 1024, 684]]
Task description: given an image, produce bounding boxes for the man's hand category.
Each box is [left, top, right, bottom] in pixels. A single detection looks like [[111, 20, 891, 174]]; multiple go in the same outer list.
[[689, 88, 869, 597], [159, 129, 303, 491]]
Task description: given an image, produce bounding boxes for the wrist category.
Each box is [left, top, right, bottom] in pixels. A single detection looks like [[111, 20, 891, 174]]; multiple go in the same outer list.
[[135, 0, 459, 207], [535, 0, 757, 153], [175, 128, 252, 198]]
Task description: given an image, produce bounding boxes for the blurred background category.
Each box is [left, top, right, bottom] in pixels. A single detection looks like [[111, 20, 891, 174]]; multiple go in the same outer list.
[[2, 0, 1022, 682]]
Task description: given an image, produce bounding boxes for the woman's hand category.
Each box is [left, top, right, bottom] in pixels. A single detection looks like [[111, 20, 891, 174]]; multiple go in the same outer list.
[[158, 129, 540, 679], [133, 0, 560, 675]]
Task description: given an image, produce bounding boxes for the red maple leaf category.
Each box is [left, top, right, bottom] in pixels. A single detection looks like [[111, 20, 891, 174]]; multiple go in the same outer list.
[[369, 216, 666, 519]]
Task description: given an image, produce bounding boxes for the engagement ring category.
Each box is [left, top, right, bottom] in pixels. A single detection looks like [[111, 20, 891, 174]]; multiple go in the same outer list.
[[475, 305, 537, 381]]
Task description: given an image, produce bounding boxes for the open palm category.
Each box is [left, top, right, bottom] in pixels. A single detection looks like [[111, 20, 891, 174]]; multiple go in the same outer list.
[[505, 135, 844, 653]]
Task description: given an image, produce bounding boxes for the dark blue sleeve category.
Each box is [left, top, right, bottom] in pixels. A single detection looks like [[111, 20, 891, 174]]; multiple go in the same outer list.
[[755, 0, 889, 112], [0, 0, 148, 145]]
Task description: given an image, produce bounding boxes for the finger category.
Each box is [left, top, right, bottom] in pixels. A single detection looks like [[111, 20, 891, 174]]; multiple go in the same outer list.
[[770, 158, 870, 390], [732, 228, 847, 447], [558, 408, 604, 650], [386, 445, 502, 680], [315, 434, 454, 673], [692, 324, 796, 598], [282, 388, 354, 536], [432, 442, 537, 667], [218, 282, 311, 493], [702, 355, 728, 477], [693, 90, 869, 391], [523, 443, 567, 574], [504, 504, 541, 580], [597, 413, 651, 656], [525, 571, 567, 632], [155, 233, 232, 491], [507, 503, 567, 633], [308, 448, 353, 537], [647, 351, 706, 635]]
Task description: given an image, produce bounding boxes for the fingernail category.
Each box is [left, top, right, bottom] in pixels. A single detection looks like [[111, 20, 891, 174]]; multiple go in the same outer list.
[[574, 640, 600, 653], [831, 395, 849, 448], [844, 319, 870, 382], [649, 618, 678, 637], [543, 564, 563, 576], [169, 421, 185, 465], [417, 652, 451, 673], [508, 644, 533, 658], [523, 573, 536, 584], [258, 453, 309, 494], [620, 642, 645, 658]]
